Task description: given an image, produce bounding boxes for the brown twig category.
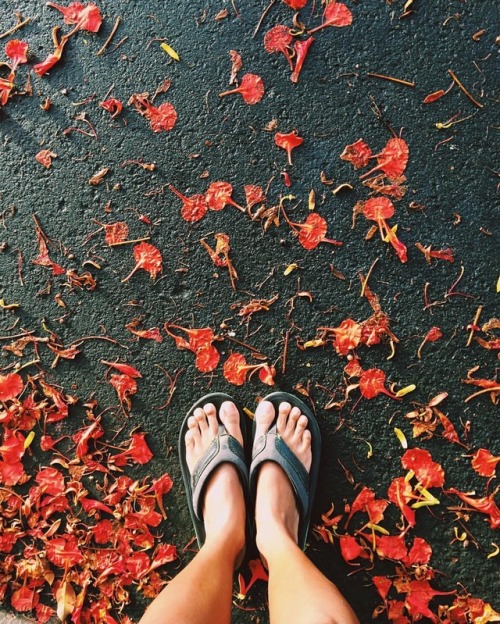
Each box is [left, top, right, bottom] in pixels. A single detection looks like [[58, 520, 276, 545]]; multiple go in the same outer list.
[[0, 16, 31, 39], [367, 72, 415, 87], [97, 16, 121, 56], [448, 70, 484, 108], [252, 0, 276, 38]]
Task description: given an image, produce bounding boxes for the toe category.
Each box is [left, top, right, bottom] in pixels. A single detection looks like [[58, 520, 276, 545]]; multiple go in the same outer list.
[[277, 401, 291, 432], [203, 402, 219, 436], [187, 416, 198, 429], [285, 406, 301, 434], [294, 414, 309, 437], [254, 399, 275, 435], [301, 429, 312, 451], [220, 401, 243, 445], [185, 429, 196, 450], [194, 407, 209, 432]]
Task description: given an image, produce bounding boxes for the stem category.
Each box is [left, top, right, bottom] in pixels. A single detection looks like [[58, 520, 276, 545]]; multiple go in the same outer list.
[[168, 184, 188, 202], [218, 86, 242, 98], [97, 16, 121, 56], [121, 264, 139, 283], [464, 386, 500, 403], [307, 23, 326, 35]]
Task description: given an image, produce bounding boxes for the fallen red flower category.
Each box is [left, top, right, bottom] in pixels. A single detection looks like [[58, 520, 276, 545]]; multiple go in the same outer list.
[[129, 94, 177, 132], [417, 326, 443, 359], [340, 139, 372, 169], [11, 586, 39, 612], [375, 535, 407, 561], [309, 2, 353, 34], [109, 373, 138, 411], [359, 368, 400, 400], [223, 353, 275, 386], [46, 534, 84, 568], [5, 39, 29, 70], [103, 221, 129, 245], [113, 432, 153, 466], [264, 25, 294, 70], [237, 558, 268, 599], [101, 360, 142, 378], [404, 579, 455, 622], [282, 210, 343, 250], [445, 487, 500, 529], [0, 373, 23, 402], [387, 477, 416, 527], [244, 184, 266, 208], [35, 149, 57, 169], [363, 197, 407, 263], [206, 181, 244, 211], [338, 534, 370, 562], [33, 27, 70, 76], [121, 242, 163, 282], [403, 537, 432, 567], [47, 2, 103, 33], [291, 37, 314, 83], [169, 184, 208, 222], [275, 130, 304, 165], [471, 448, 500, 478], [346, 486, 389, 525], [401, 448, 445, 489], [164, 324, 220, 373], [100, 97, 123, 118], [360, 137, 409, 180], [219, 73, 265, 105]]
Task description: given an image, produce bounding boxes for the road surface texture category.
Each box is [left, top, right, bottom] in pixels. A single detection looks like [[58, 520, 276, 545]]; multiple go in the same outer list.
[[0, 1, 498, 622]]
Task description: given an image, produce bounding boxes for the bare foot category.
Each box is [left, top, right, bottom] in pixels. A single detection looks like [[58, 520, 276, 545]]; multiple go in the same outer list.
[[185, 400, 246, 561], [254, 400, 312, 561]]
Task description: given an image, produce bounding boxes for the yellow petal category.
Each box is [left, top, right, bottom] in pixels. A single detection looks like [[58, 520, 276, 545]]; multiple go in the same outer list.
[[284, 263, 299, 276], [161, 42, 180, 61], [395, 384, 416, 398], [394, 427, 408, 449], [24, 431, 35, 449]]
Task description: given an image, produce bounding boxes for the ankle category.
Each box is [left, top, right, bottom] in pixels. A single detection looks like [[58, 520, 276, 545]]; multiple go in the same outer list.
[[256, 515, 297, 561]]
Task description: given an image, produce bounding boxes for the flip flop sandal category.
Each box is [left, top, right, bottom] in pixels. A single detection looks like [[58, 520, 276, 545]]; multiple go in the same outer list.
[[249, 391, 321, 551], [179, 392, 250, 549]]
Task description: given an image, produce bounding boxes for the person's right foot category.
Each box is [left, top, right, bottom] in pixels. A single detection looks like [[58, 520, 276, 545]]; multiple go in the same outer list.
[[254, 400, 312, 560]]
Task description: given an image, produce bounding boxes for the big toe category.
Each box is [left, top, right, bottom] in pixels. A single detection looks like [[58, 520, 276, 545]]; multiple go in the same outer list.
[[254, 399, 276, 437], [219, 400, 243, 445]]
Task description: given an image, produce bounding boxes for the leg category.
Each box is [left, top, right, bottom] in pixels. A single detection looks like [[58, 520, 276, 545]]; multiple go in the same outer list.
[[140, 401, 246, 624], [254, 400, 360, 624]]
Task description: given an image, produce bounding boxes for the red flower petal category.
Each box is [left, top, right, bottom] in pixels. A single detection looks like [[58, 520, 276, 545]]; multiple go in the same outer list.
[[359, 368, 399, 400], [338, 535, 370, 562], [471, 448, 500, 478], [169, 184, 208, 222], [219, 73, 265, 105], [104, 221, 129, 245], [5, 39, 29, 68], [309, 2, 353, 33], [47, 2, 103, 32], [282, 0, 308, 8], [122, 242, 163, 282], [275, 130, 304, 166], [340, 139, 372, 169], [401, 448, 445, 488], [100, 97, 123, 118], [363, 197, 395, 221], [223, 353, 249, 386], [0, 373, 23, 401], [11, 586, 39, 612]]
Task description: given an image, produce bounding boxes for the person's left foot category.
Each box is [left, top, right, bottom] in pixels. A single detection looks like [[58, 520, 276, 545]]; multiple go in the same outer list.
[[185, 400, 246, 562]]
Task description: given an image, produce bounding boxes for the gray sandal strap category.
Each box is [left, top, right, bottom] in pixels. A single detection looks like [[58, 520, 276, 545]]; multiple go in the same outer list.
[[250, 423, 309, 518], [192, 424, 248, 521]]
